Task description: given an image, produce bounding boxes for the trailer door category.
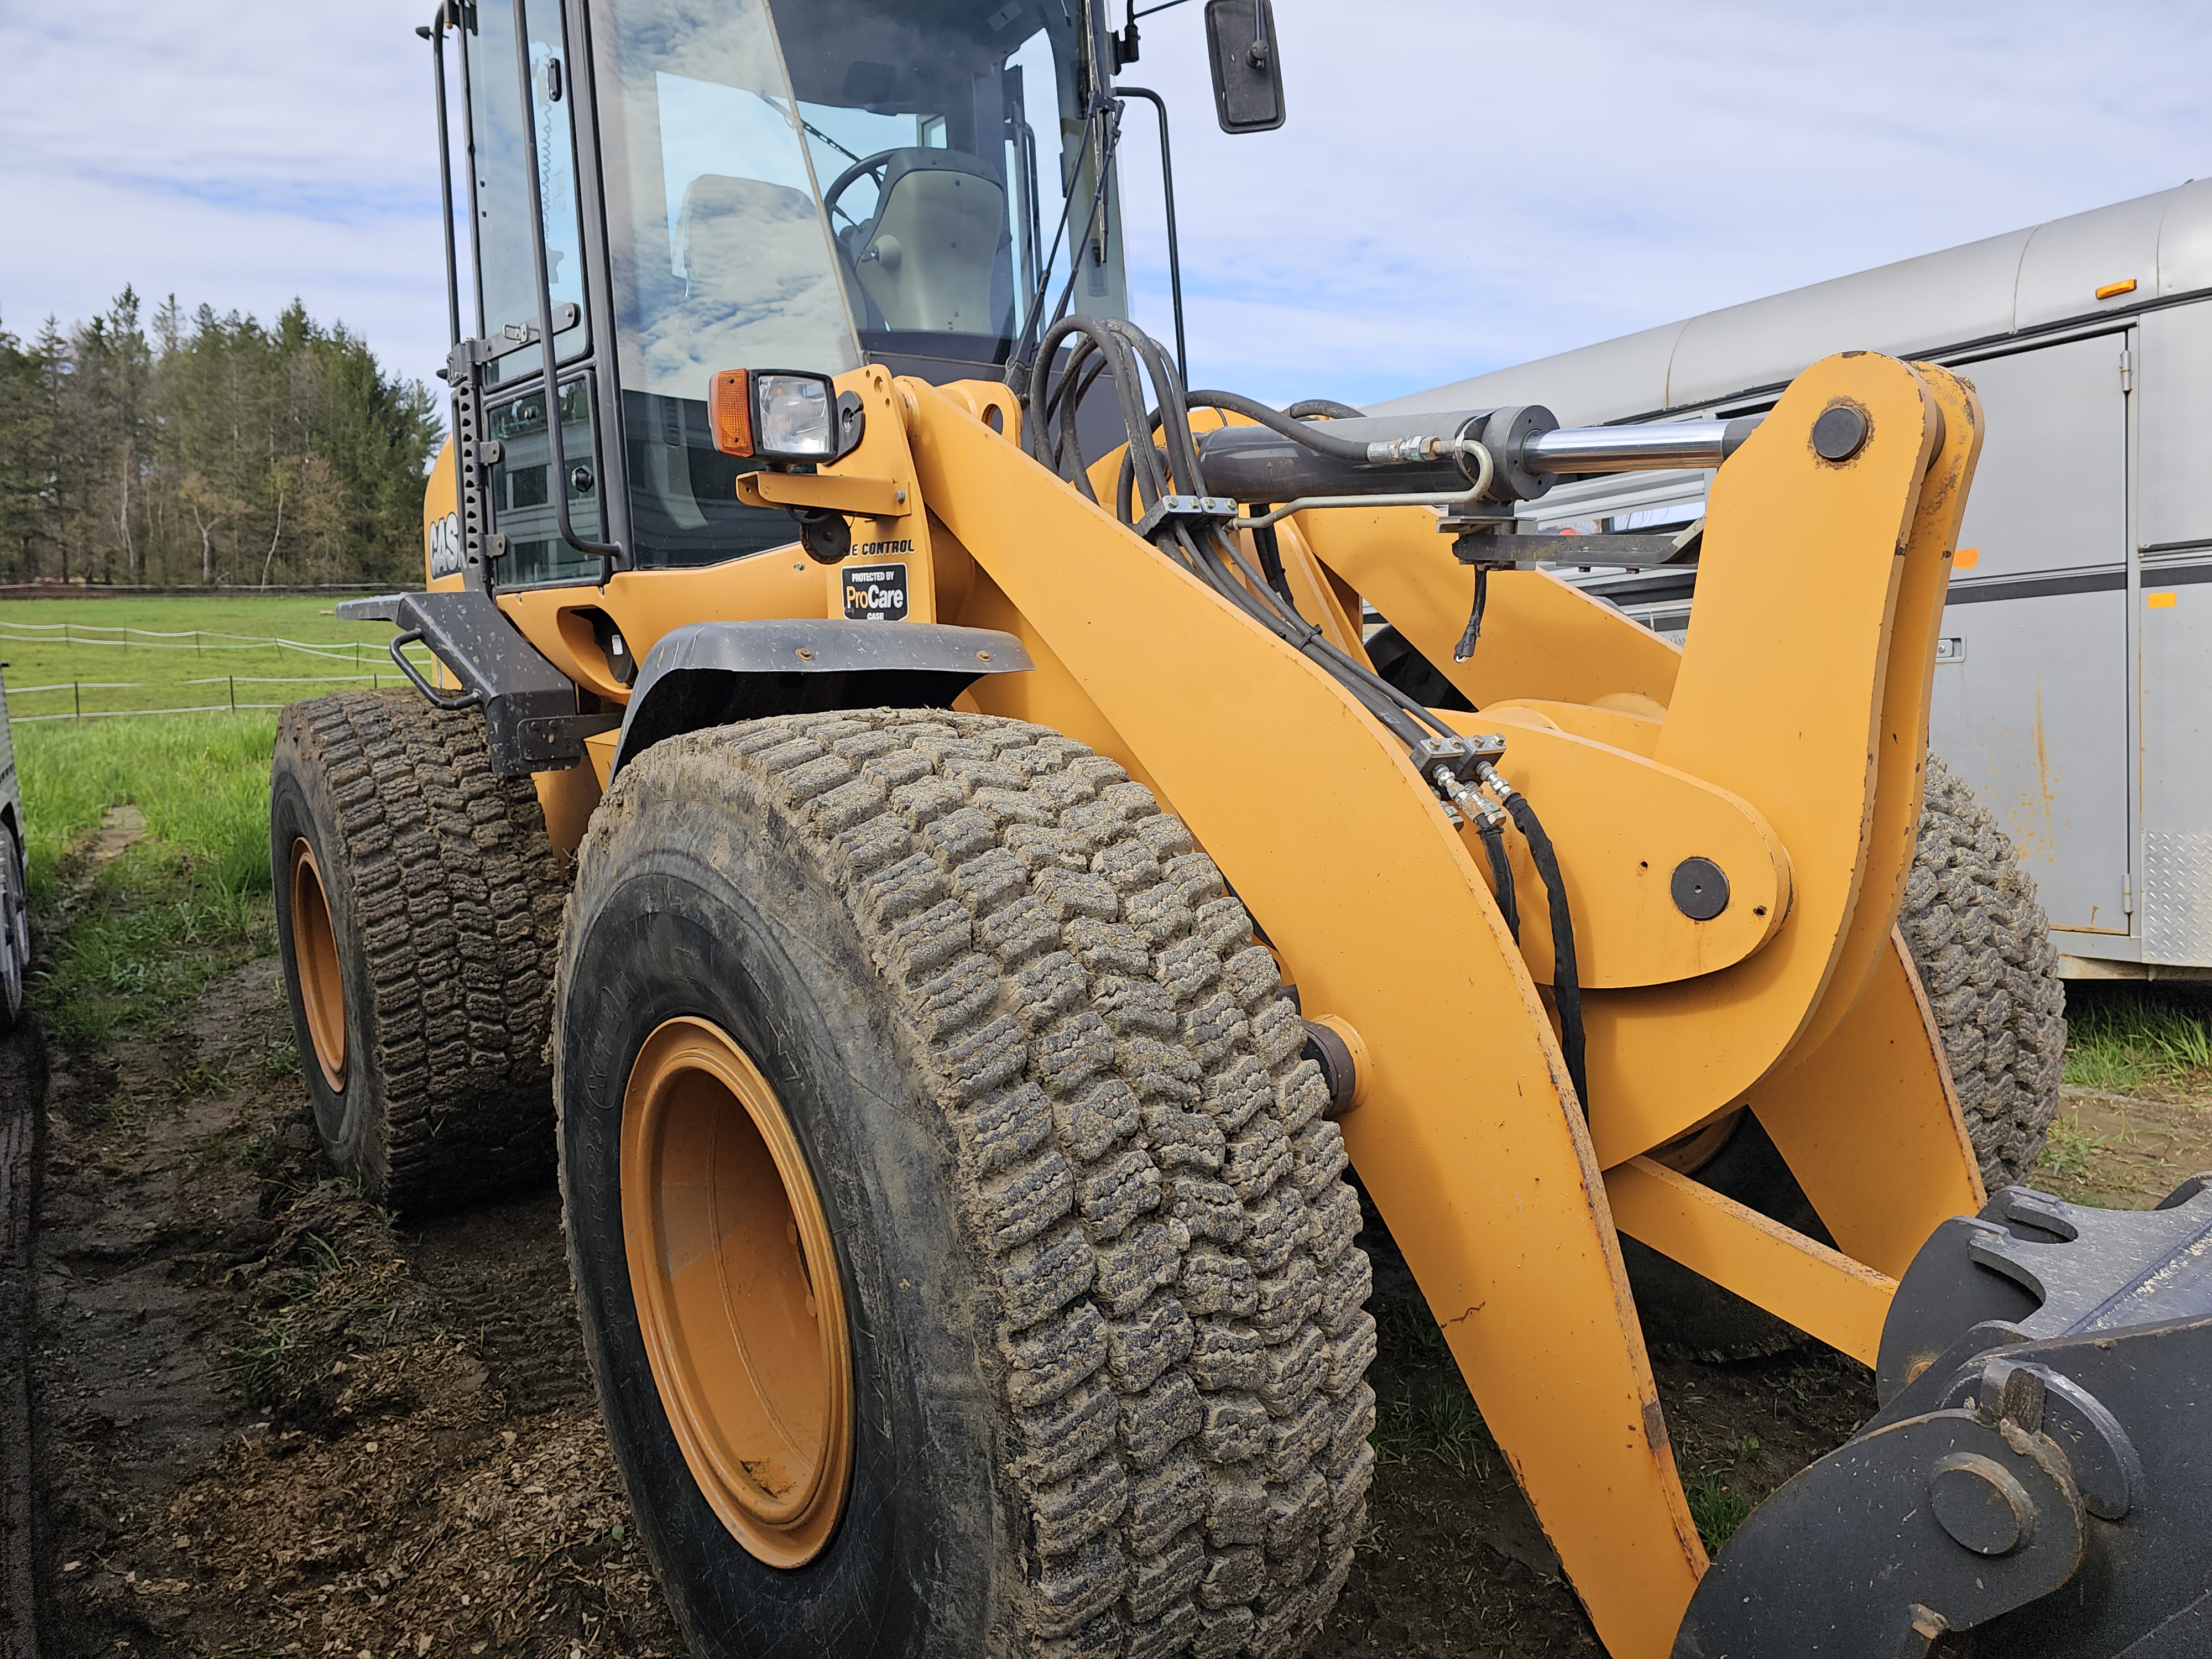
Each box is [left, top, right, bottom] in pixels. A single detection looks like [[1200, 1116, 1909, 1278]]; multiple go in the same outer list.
[[1929, 332, 2131, 935]]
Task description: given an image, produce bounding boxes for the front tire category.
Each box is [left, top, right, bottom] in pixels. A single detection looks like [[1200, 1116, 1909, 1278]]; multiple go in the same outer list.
[[557, 710, 1375, 1659]]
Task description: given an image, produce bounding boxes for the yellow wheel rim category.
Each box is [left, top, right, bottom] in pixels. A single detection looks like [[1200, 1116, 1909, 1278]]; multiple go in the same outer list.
[[621, 1016, 854, 1568], [288, 838, 348, 1093]]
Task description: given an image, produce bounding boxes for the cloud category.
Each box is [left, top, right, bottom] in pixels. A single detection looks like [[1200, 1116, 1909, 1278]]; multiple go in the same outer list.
[[1116, 0, 2211, 403], [0, 1, 449, 377], [3, 0, 2205, 412]]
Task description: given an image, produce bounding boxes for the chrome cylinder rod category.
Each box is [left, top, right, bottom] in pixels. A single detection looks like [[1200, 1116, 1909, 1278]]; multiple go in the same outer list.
[[1522, 415, 1763, 476]]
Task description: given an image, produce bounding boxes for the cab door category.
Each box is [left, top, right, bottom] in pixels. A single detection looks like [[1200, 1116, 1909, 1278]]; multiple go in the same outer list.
[[457, 0, 614, 589]]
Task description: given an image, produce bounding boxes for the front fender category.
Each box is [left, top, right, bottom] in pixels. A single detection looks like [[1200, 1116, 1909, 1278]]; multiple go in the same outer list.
[[613, 619, 1032, 773]]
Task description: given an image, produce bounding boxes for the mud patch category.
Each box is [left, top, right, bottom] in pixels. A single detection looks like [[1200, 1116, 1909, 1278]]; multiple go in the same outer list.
[[30, 956, 679, 1657], [90, 807, 148, 867], [2036, 1084, 2212, 1210]]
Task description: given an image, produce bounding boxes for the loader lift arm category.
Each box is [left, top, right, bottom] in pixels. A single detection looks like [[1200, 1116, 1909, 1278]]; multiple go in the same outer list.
[[886, 348, 1994, 1657]]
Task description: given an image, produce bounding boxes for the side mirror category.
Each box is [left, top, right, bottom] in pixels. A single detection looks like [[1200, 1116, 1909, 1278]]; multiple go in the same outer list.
[[1204, 0, 1285, 134]]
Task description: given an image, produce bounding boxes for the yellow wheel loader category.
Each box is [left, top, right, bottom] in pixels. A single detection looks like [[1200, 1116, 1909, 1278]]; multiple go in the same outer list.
[[270, 2, 2203, 1655]]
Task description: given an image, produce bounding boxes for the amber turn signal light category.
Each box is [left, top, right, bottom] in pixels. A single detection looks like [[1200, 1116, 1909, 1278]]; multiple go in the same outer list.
[[709, 369, 755, 457]]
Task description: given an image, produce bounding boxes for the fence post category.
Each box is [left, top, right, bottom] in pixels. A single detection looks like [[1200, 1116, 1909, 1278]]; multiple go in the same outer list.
[[72, 682, 79, 721], [229, 676, 236, 711]]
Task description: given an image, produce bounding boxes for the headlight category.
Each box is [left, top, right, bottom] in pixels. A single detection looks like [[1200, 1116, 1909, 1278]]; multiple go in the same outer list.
[[709, 368, 841, 463]]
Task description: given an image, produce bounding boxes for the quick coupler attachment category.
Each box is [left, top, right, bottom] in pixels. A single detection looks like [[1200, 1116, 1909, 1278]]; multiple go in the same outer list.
[[1673, 1178, 2212, 1659]]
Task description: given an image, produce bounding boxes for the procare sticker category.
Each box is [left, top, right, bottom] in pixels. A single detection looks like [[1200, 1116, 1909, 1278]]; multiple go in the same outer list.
[[843, 562, 909, 622]]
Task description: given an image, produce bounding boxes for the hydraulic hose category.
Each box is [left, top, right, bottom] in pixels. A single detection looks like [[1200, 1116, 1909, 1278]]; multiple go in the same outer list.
[[1022, 317, 1463, 758], [1486, 773, 1585, 1114], [1252, 518, 1296, 607], [1454, 566, 1489, 663], [1183, 389, 1379, 463], [1474, 816, 1519, 943]]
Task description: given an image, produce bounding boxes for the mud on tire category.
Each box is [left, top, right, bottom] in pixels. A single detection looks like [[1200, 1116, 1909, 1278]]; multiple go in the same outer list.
[[557, 710, 1374, 1659], [271, 690, 567, 1211], [1903, 752, 2068, 1188]]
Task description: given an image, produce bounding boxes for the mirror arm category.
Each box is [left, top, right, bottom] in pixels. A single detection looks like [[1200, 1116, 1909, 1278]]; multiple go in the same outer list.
[[1115, 88, 1186, 384]]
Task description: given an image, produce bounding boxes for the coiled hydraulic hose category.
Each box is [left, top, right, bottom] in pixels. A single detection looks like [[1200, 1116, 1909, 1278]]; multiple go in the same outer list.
[[1022, 316, 1461, 757], [1483, 766, 1586, 1113]]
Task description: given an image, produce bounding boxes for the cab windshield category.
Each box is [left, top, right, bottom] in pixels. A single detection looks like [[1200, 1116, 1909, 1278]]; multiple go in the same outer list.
[[771, 0, 1126, 364], [591, 0, 1124, 566]]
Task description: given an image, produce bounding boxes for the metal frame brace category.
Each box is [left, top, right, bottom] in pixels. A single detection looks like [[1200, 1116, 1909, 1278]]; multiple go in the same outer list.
[[336, 591, 616, 776]]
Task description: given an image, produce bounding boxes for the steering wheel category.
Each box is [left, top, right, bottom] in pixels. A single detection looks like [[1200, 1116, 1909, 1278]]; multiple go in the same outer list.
[[822, 149, 905, 231]]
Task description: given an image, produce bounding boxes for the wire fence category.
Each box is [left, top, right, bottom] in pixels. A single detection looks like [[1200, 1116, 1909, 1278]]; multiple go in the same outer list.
[[0, 619, 444, 721], [0, 620, 395, 667], [2, 671, 439, 723]]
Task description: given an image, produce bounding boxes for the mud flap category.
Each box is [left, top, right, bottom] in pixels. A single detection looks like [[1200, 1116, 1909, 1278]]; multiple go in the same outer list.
[[1674, 1179, 2212, 1658]]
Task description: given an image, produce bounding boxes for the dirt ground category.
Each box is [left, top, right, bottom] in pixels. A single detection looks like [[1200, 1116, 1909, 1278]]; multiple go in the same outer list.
[[14, 947, 2212, 1658], [24, 957, 680, 1658]]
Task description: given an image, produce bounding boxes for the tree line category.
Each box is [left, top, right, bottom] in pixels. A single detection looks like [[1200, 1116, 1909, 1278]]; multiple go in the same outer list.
[[0, 288, 441, 589]]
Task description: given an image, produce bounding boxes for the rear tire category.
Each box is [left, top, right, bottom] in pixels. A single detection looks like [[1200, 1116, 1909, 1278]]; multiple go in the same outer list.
[[0, 828, 28, 1034], [1904, 752, 2068, 1190], [557, 710, 1375, 1659], [271, 690, 567, 1212]]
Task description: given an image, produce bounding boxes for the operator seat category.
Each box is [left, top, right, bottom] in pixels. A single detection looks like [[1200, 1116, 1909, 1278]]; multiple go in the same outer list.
[[671, 174, 855, 368], [844, 149, 1006, 335]]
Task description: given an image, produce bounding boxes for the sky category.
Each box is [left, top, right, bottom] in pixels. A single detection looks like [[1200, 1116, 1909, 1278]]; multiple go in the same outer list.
[[3, 0, 2208, 411]]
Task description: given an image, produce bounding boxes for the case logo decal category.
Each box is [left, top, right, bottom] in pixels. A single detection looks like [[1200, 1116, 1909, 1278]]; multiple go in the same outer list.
[[843, 562, 909, 622], [427, 511, 463, 580]]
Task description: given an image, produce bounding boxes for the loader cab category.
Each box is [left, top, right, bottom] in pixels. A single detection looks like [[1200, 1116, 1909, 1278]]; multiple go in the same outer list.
[[439, 0, 1128, 588]]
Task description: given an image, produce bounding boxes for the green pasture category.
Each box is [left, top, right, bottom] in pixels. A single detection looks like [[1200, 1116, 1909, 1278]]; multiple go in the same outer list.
[[0, 595, 416, 1042], [0, 593, 414, 720]]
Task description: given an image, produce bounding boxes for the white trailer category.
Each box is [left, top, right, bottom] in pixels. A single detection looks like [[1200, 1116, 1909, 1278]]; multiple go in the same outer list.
[[1384, 180, 2212, 980]]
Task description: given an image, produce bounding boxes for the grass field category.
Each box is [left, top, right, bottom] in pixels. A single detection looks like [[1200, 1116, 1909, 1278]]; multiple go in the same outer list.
[[0, 596, 402, 1042], [0, 593, 417, 721]]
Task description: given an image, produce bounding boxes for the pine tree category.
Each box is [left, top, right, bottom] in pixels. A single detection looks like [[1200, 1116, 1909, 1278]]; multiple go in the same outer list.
[[0, 289, 440, 586]]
